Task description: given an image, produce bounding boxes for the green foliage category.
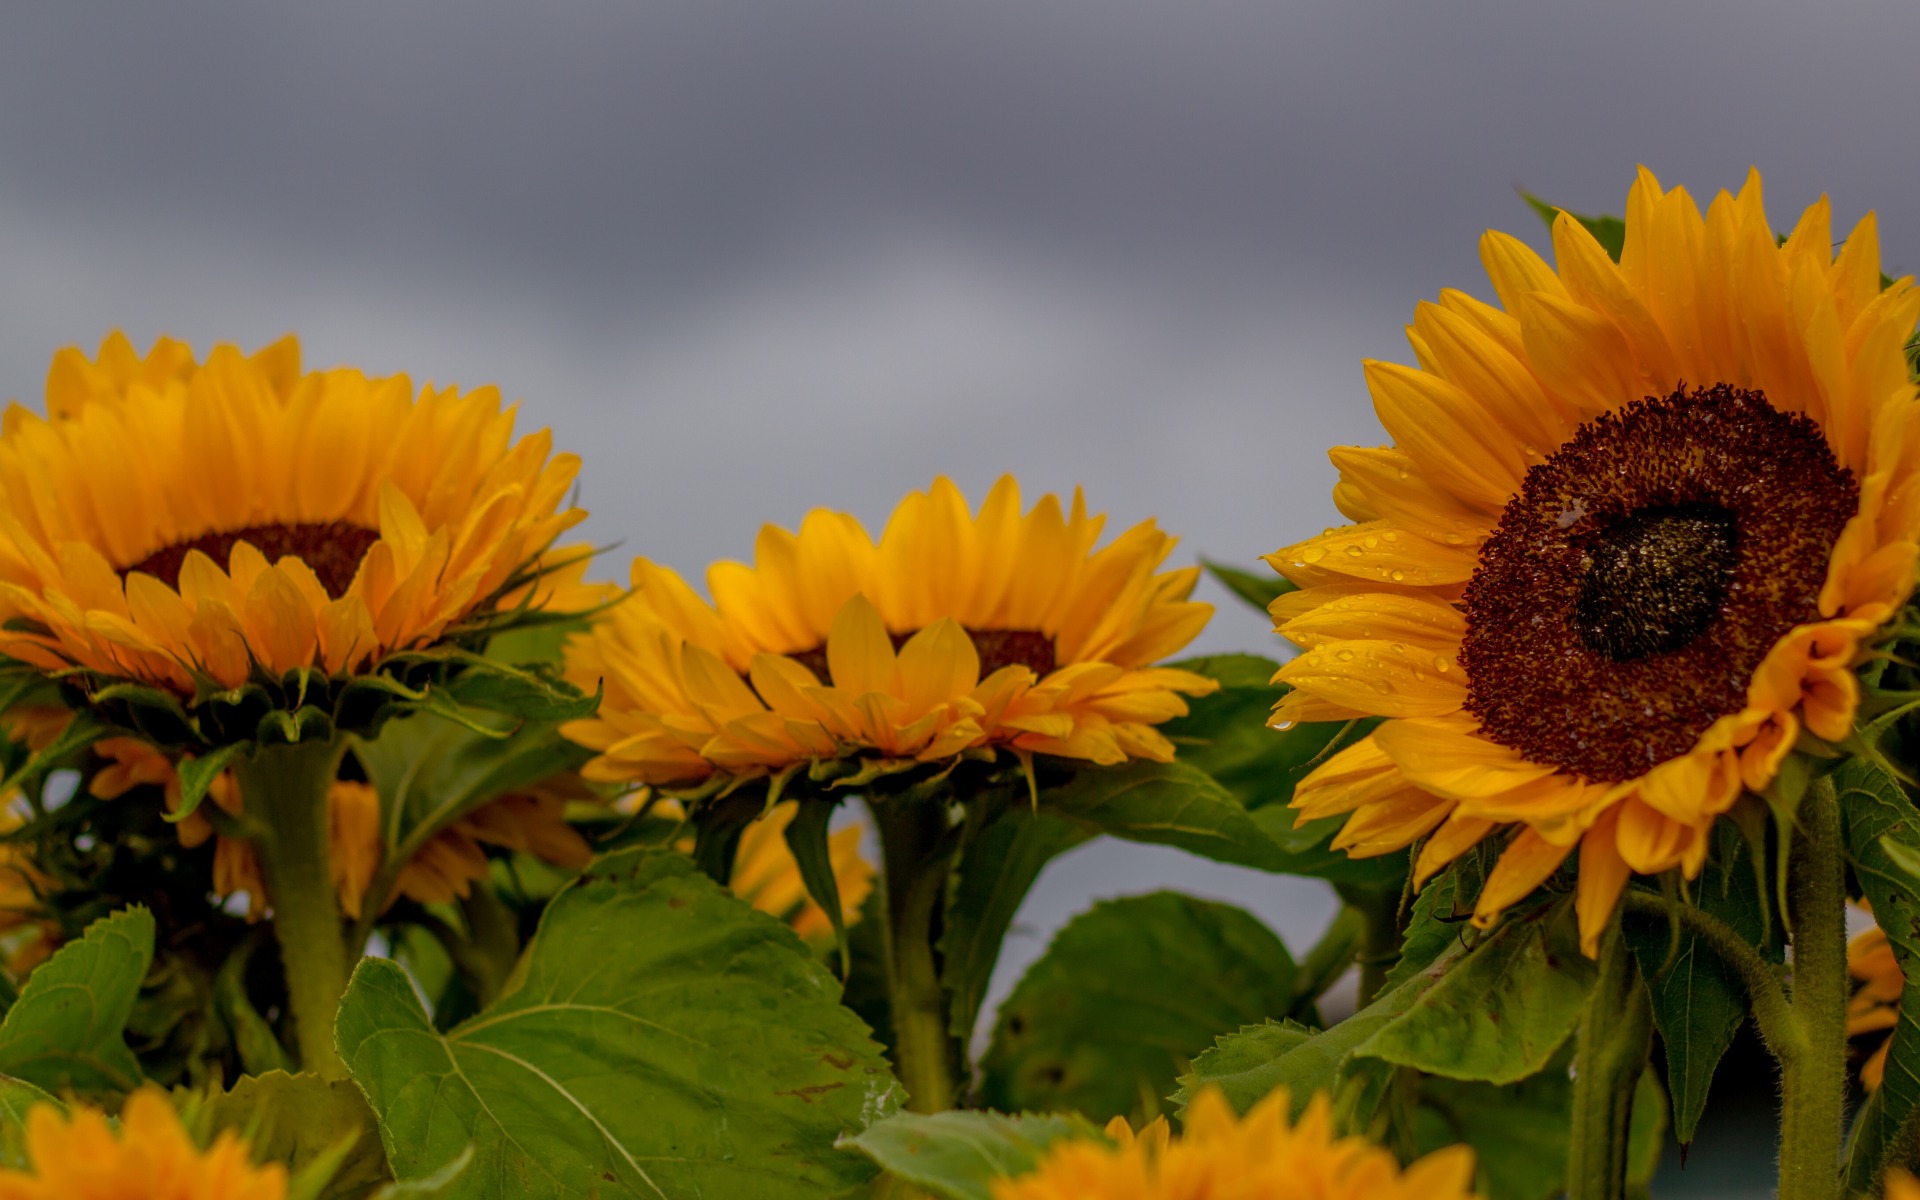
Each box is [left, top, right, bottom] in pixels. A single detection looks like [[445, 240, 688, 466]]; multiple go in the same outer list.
[[941, 808, 1092, 1047], [1414, 1067, 1666, 1200], [0, 907, 151, 1097], [1043, 759, 1287, 871], [980, 892, 1297, 1123], [1836, 757, 1920, 1190], [1623, 824, 1774, 1144], [1174, 946, 1453, 1114], [339, 847, 899, 1199], [837, 1110, 1104, 1200], [1355, 902, 1596, 1085], [1201, 559, 1295, 614], [197, 1071, 392, 1200], [1521, 191, 1626, 260], [1161, 655, 1401, 887], [782, 797, 851, 970], [0, 1075, 61, 1170]]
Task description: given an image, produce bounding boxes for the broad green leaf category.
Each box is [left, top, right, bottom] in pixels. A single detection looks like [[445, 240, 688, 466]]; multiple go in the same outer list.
[[339, 847, 899, 1199], [1414, 1064, 1665, 1200], [1044, 759, 1286, 871], [373, 1150, 475, 1199], [1201, 560, 1295, 614], [837, 1110, 1103, 1200], [1522, 192, 1626, 260], [0, 907, 151, 1096], [1837, 758, 1920, 1191], [1623, 823, 1770, 1143], [980, 892, 1297, 1124], [1160, 659, 1402, 887], [0, 1074, 61, 1170], [199, 1071, 391, 1200], [1174, 947, 1455, 1113], [1356, 903, 1596, 1084], [941, 808, 1093, 1045], [1383, 870, 1467, 991]]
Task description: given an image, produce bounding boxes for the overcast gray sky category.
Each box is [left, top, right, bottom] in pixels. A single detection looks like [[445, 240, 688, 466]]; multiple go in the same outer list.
[[2, 2, 1915, 1083]]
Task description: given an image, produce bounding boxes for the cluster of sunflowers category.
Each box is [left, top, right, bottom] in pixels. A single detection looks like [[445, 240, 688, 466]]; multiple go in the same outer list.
[[0, 166, 1915, 1200]]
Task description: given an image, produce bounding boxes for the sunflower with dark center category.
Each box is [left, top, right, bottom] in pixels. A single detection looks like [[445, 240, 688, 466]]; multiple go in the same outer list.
[[560, 475, 1217, 786], [1268, 167, 1920, 955], [0, 333, 588, 703]]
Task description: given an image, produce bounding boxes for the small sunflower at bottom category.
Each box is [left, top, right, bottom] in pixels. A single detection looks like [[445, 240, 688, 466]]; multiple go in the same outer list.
[[0, 1088, 284, 1200], [1889, 1170, 1920, 1200], [1272, 167, 1920, 954], [990, 1086, 1480, 1200], [1849, 903, 1904, 1090], [562, 475, 1216, 788]]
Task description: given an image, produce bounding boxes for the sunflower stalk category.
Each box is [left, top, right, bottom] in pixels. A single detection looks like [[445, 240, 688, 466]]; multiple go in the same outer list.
[[1777, 774, 1849, 1200], [1565, 918, 1652, 1200], [233, 734, 353, 1080], [872, 795, 960, 1114]]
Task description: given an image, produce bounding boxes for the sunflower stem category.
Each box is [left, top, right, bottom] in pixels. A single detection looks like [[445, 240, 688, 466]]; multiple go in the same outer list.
[[1565, 917, 1652, 1200], [1337, 884, 1401, 1007], [1778, 774, 1849, 1200], [872, 797, 958, 1114], [234, 735, 352, 1080]]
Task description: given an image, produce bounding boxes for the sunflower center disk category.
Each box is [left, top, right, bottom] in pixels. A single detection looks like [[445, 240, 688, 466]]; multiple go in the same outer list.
[[1460, 384, 1857, 783], [786, 627, 1057, 688], [1575, 504, 1738, 662], [124, 521, 381, 598]]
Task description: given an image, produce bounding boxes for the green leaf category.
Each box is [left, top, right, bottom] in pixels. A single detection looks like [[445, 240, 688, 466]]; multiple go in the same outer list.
[[1521, 191, 1627, 260], [1384, 870, 1468, 991], [1201, 559, 1295, 615], [0, 1075, 61, 1170], [372, 1150, 475, 1199], [1044, 759, 1287, 871], [198, 1071, 392, 1200], [782, 798, 849, 972], [837, 1110, 1103, 1200], [338, 847, 899, 1199], [169, 742, 245, 825], [1355, 902, 1596, 1084], [1412, 1064, 1665, 1200], [0, 907, 152, 1097], [1160, 659, 1402, 887], [1837, 758, 1920, 1191], [440, 656, 599, 723], [941, 808, 1093, 1046], [1174, 947, 1456, 1114], [979, 892, 1297, 1124], [1622, 823, 1770, 1144]]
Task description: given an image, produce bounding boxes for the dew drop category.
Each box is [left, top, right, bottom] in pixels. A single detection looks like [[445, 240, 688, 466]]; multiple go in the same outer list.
[[1391, 570, 1406, 581], [1345, 545, 1365, 557], [1302, 547, 1328, 564]]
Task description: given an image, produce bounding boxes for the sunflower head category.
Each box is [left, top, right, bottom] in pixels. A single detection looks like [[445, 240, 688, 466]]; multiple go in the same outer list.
[[1271, 168, 1920, 954], [561, 475, 1216, 792], [0, 1089, 286, 1200], [0, 333, 593, 748], [989, 1087, 1479, 1200]]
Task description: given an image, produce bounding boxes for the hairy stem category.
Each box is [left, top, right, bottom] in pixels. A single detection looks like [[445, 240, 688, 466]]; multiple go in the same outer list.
[[1779, 776, 1849, 1200], [873, 798, 958, 1113], [1336, 884, 1401, 1008], [234, 736, 352, 1079], [1566, 919, 1653, 1200], [1619, 892, 1801, 1064]]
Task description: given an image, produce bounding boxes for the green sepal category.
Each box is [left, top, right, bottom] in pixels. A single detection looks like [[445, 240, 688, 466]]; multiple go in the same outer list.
[[1521, 191, 1626, 260], [781, 797, 850, 974], [167, 742, 246, 825]]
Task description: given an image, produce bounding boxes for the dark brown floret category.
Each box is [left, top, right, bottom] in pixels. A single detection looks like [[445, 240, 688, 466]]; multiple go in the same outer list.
[[124, 521, 381, 598], [785, 627, 1057, 687], [1460, 385, 1856, 783]]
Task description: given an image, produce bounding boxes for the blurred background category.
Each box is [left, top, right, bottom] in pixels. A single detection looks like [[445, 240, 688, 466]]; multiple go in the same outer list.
[[2, 6, 1914, 1190]]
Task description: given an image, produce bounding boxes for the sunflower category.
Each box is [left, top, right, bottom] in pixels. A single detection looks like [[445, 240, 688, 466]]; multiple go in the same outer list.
[[1848, 905, 1903, 1091], [0, 332, 584, 705], [1272, 168, 1920, 954], [727, 801, 875, 941], [88, 739, 591, 917], [1891, 1171, 1920, 1200], [0, 1089, 284, 1200], [562, 476, 1216, 786], [990, 1087, 1479, 1200]]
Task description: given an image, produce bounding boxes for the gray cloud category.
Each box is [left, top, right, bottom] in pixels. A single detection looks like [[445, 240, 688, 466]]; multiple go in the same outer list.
[[0, 0, 1915, 1047]]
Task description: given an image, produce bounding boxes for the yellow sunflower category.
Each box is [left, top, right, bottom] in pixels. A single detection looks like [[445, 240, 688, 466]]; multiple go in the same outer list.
[[1848, 905, 1903, 1091], [990, 1086, 1479, 1200], [0, 1088, 284, 1200], [0, 332, 584, 698], [1272, 168, 1920, 954], [88, 739, 592, 917], [562, 475, 1216, 785], [1890, 1170, 1920, 1200], [728, 801, 875, 941]]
